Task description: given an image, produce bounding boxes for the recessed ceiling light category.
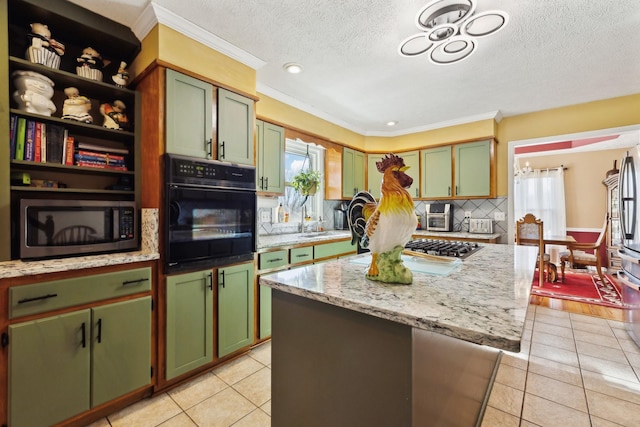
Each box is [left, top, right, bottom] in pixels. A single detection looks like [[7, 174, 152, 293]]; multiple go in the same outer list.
[[283, 63, 303, 74], [387, 121, 398, 126]]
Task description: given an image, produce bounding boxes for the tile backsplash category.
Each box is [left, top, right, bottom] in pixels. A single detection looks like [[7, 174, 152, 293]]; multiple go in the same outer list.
[[258, 196, 508, 243]]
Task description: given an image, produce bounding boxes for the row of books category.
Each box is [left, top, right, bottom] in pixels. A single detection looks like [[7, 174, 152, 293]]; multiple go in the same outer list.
[[9, 115, 130, 171]]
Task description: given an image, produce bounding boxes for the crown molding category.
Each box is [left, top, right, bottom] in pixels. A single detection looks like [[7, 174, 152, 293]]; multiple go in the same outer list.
[[132, 2, 266, 70]]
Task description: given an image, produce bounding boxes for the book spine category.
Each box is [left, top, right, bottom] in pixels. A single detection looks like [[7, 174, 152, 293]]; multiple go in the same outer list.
[[40, 122, 47, 163], [64, 136, 75, 165], [77, 150, 126, 161], [34, 122, 42, 163], [24, 120, 36, 161], [9, 115, 17, 160], [14, 117, 26, 160], [75, 154, 126, 165]]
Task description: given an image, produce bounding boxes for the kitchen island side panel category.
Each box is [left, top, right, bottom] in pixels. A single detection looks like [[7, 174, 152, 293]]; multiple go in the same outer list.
[[271, 290, 412, 427]]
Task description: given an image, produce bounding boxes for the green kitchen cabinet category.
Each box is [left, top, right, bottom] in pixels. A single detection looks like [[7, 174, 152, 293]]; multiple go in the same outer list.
[[259, 284, 272, 339], [166, 69, 214, 159], [8, 297, 151, 427], [367, 154, 383, 199], [218, 88, 255, 165], [314, 240, 357, 260], [218, 262, 255, 357], [166, 269, 213, 380], [421, 146, 453, 198], [342, 147, 365, 198], [368, 151, 419, 199], [256, 120, 285, 193], [455, 139, 492, 197]]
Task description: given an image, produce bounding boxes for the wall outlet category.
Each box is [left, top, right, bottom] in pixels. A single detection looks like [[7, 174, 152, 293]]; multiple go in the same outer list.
[[464, 211, 472, 218], [494, 211, 506, 221], [260, 210, 271, 223]]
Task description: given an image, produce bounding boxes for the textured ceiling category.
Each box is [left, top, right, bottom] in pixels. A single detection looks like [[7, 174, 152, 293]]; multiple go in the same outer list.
[[70, 0, 640, 136]]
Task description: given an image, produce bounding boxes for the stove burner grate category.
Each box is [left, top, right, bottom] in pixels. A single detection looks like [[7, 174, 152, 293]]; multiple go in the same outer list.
[[404, 239, 482, 259]]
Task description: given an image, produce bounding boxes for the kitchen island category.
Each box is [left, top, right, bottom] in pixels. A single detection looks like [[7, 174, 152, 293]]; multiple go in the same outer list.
[[260, 243, 537, 427]]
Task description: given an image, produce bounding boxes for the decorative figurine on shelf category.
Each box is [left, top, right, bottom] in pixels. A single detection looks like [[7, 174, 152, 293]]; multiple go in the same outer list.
[[348, 153, 416, 284], [112, 61, 129, 87], [76, 47, 110, 81], [61, 87, 93, 123], [25, 23, 65, 69], [12, 70, 56, 116], [99, 100, 129, 130]]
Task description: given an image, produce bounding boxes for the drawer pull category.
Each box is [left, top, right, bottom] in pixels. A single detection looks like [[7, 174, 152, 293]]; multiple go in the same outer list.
[[81, 322, 87, 348], [269, 258, 284, 262], [295, 254, 308, 258], [97, 318, 103, 344], [18, 293, 58, 304], [122, 278, 150, 286]]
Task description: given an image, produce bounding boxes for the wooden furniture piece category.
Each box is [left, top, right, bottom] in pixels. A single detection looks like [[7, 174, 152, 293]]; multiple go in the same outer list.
[[604, 173, 621, 273], [2, 0, 142, 261], [515, 213, 552, 286], [560, 215, 609, 284]]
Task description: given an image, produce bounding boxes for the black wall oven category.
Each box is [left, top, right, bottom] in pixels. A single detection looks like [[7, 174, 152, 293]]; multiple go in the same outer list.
[[165, 154, 256, 273]]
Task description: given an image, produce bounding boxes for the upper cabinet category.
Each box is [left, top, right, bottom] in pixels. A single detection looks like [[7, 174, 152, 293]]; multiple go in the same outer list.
[[454, 139, 493, 198], [421, 146, 452, 198], [166, 69, 213, 159], [421, 139, 495, 200], [342, 147, 365, 198], [368, 151, 419, 200], [165, 71, 254, 166], [217, 88, 254, 165], [1, 0, 142, 260], [256, 119, 285, 194]]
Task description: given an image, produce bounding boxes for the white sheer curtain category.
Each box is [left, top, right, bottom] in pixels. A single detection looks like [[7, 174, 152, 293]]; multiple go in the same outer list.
[[514, 166, 567, 262]]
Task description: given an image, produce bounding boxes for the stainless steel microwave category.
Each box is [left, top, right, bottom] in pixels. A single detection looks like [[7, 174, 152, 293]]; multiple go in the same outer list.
[[18, 199, 138, 259]]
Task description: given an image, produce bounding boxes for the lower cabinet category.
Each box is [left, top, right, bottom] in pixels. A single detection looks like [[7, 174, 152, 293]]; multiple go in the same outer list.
[[165, 269, 213, 380], [218, 262, 255, 357], [8, 297, 152, 427]]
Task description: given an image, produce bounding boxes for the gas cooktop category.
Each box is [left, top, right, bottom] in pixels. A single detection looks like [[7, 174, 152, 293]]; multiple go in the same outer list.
[[404, 239, 482, 260]]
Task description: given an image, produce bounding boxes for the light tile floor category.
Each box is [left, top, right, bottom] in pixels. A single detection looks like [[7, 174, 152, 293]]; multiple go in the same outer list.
[[88, 305, 640, 426]]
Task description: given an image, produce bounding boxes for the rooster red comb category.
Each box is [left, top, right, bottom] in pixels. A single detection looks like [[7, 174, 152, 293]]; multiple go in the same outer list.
[[376, 153, 405, 173]]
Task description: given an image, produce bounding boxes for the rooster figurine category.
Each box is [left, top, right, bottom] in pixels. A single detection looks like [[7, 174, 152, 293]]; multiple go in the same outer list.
[[348, 153, 416, 284]]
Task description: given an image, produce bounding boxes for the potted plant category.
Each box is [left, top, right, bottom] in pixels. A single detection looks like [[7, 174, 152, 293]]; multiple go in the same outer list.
[[291, 169, 321, 196]]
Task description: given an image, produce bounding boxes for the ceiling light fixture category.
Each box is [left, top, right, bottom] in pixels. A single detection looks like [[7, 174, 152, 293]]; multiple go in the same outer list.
[[386, 121, 398, 126], [398, 0, 508, 65], [283, 63, 303, 74]]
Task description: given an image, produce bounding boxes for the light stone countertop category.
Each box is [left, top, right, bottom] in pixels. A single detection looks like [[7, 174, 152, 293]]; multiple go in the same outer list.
[[260, 243, 537, 352], [0, 251, 160, 279], [258, 230, 352, 250]]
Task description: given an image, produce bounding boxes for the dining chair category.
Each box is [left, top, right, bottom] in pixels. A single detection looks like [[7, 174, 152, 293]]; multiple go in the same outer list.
[[559, 214, 609, 283], [515, 213, 554, 286]]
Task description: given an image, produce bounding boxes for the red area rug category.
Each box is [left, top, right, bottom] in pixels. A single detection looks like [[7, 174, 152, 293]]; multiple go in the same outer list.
[[531, 270, 625, 308]]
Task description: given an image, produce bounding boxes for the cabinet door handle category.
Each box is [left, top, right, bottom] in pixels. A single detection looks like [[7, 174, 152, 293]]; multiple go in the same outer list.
[[18, 293, 58, 304], [259, 177, 264, 190], [455, 185, 458, 195], [220, 141, 225, 159], [81, 322, 87, 348], [207, 272, 213, 291], [295, 254, 307, 258], [265, 177, 269, 190], [415, 188, 419, 197], [448, 186, 451, 196], [219, 270, 225, 288], [269, 258, 284, 263], [122, 278, 149, 286], [96, 318, 102, 344], [206, 138, 212, 158]]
